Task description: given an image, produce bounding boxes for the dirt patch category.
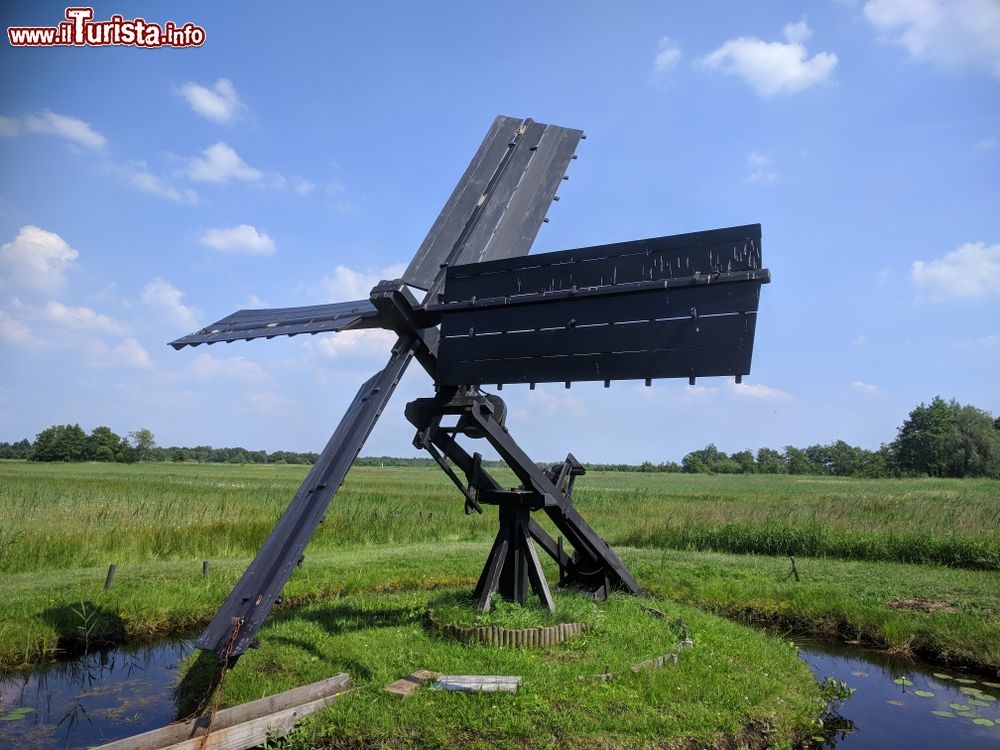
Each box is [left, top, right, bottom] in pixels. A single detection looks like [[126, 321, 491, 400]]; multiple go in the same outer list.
[[884, 597, 958, 614]]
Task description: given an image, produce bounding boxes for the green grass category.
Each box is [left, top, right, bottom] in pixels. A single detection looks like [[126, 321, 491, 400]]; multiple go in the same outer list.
[[181, 591, 823, 750], [1, 462, 998, 572]]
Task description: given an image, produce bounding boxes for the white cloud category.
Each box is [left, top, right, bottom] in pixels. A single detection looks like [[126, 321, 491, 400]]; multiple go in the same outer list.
[[974, 137, 997, 150], [185, 353, 268, 382], [294, 179, 316, 196], [40, 301, 128, 335], [0, 309, 43, 348], [911, 241, 1000, 301], [109, 161, 198, 204], [698, 21, 838, 96], [141, 278, 202, 330], [112, 337, 152, 368], [726, 382, 793, 400], [319, 263, 407, 301], [853, 335, 866, 346], [176, 78, 246, 123], [247, 390, 296, 415], [307, 328, 398, 359], [0, 110, 107, 150], [850, 380, 878, 393], [187, 142, 263, 184], [0, 225, 79, 294], [653, 36, 683, 77], [864, 0, 1000, 79], [199, 225, 276, 256], [745, 151, 778, 183]]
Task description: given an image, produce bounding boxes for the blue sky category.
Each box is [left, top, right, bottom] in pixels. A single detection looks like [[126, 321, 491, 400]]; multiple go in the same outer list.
[[1, 1, 998, 462]]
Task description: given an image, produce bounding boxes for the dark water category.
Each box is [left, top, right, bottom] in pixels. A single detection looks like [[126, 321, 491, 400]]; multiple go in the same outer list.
[[1, 635, 998, 749], [0, 639, 193, 750], [798, 638, 1000, 749]]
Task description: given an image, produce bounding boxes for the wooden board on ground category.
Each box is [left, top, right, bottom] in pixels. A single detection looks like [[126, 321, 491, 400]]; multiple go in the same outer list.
[[92, 673, 351, 750], [386, 669, 442, 696], [432, 675, 522, 693]]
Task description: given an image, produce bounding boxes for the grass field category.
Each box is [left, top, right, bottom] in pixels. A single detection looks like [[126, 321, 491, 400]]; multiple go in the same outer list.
[[2, 462, 998, 573], [1, 461, 997, 747]]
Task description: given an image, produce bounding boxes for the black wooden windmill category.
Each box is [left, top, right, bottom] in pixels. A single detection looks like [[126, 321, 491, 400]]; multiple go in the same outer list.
[[170, 115, 770, 665]]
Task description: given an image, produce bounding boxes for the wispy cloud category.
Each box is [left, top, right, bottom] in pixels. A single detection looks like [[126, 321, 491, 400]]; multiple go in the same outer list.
[[974, 137, 997, 150], [187, 142, 263, 184], [318, 263, 407, 301], [726, 381, 794, 401], [107, 161, 198, 204], [199, 225, 276, 256], [141, 278, 202, 330], [850, 380, 878, 393], [176, 78, 246, 123], [0, 110, 107, 150], [911, 241, 1000, 301], [745, 151, 778, 183], [652, 36, 683, 80], [864, 0, 1000, 80], [698, 21, 837, 97]]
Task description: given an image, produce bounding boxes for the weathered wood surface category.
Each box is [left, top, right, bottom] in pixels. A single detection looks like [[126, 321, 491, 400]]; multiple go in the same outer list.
[[93, 673, 351, 750], [386, 669, 442, 696], [432, 675, 523, 693], [426, 609, 590, 647]]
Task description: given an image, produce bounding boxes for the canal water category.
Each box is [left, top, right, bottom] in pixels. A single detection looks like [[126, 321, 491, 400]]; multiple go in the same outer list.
[[0, 636, 997, 749]]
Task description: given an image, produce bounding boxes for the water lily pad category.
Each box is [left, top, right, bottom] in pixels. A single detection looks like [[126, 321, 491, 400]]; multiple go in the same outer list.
[[974, 694, 996, 702], [949, 703, 971, 711], [957, 711, 979, 718], [0, 714, 26, 721], [931, 710, 956, 718], [886, 699, 905, 707], [982, 681, 1000, 689], [933, 673, 953, 680], [960, 687, 983, 695], [914, 690, 935, 698], [9, 707, 33, 714], [973, 719, 996, 727], [893, 678, 914, 686], [955, 678, 977, 684], [969, 700, 991, 707]]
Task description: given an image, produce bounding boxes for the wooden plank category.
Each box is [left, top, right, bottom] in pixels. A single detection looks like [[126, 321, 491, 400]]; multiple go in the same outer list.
[[439, 313, 755, 362], [444, 227, 762, 302], [93, 673, 351, 750], [438, 282, 762, 337], [432, 675, 523, 693], [386, 669, 442, 696], [444, 224, 761, 300]]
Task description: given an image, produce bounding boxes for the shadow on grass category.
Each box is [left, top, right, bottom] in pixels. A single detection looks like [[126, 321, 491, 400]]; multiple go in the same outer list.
[[40, 601, 127, 656]]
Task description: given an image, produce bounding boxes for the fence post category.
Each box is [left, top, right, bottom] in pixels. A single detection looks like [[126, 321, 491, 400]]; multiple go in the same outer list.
[[202, 560, 210, 577], [104, 563, 117, 590]]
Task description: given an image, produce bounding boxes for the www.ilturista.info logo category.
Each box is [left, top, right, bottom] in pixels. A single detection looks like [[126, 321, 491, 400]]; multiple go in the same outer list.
[[8, 7, 205, 48]]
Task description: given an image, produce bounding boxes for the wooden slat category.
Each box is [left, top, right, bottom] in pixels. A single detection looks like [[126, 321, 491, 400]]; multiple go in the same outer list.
[[93, 673, 350, 750], [443, 224, 761, 302], [439, 312, 754, 362], [402, 115, 524, 290], [439, 282, 762, 337]]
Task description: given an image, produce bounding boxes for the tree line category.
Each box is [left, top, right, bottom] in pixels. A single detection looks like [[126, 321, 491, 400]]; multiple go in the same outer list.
[[2, 396, 997, 478]]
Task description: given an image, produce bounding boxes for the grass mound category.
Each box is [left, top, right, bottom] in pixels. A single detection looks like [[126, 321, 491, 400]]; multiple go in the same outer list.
[[178, 589, 824, 749]]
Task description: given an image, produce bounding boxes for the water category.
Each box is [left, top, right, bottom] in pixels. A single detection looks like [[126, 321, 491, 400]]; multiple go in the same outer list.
[[0, 639, 194, 750], [798, 638, 1000, 749], [1, 635, 998, 749]]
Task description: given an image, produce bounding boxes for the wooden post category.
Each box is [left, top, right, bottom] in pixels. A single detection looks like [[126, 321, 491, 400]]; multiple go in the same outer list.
[[202, 560, 210, 577], [104, 563, 117, 590]]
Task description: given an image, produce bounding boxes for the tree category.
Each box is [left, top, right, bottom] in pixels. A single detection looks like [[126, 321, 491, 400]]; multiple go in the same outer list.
[[950, 403, 1000, 478], [892, 396, 957, 476], [126, 429, 157, 463], [755, 447, 787, 474], [731, 450, 757, 474], [30, 424, 87, 461], [86, 426, 123, 462], [783, 446, 819, 475]]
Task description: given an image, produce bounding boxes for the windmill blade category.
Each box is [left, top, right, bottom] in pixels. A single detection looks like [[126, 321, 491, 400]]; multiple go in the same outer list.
[[196, 339, 415, 661], [402, 115, 583, 291], [432, 224, 769, 387], [169, 300, 382, 349]]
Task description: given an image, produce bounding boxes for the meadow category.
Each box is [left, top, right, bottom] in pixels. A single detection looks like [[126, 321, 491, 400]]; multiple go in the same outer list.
[[1, 461, 997, 747]]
